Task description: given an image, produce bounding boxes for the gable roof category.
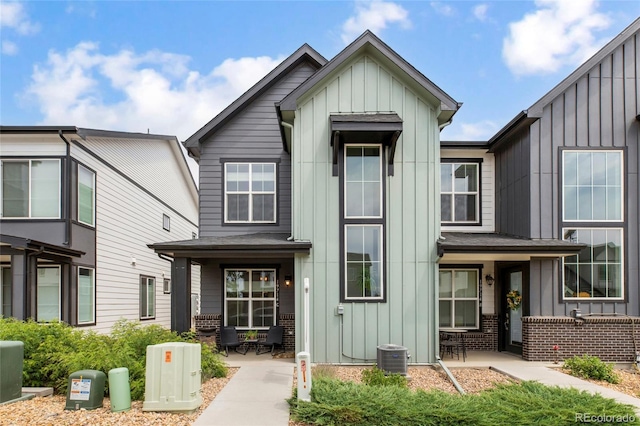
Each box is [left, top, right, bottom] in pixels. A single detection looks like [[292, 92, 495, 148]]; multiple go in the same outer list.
[[278, 30, 461, 125], [489, 17, 640, 151], [183, 44, 327, 158]]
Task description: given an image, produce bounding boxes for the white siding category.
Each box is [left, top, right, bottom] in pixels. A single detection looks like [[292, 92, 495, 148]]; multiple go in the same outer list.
[[440, 149, 495, 233], [0, 134, 67, 156]]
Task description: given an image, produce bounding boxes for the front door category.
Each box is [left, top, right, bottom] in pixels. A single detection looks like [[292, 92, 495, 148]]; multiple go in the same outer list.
[[500, 266, 524, 355]]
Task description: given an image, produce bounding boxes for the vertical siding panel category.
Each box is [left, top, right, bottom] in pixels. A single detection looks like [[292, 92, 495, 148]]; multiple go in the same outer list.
[[588, 66, 602, 146], [576, 76, 590, 146], [564, 85, 577, 147], [530, 122, 541, 238], [339, 69, 352, 112], [365, 57, 379, 111], [391, 78, 405, 162], [612, 46, 626, 147], [551, 97, 564, 238], [600, 55, 614, 146], [378, 68, 391, 111], [352, 58, 365, 112], [539, 107, 554, 238]]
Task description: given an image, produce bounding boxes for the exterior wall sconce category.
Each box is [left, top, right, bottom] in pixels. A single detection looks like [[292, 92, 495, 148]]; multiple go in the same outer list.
[[284, 275, 292, 287], [485, 274, 494, 286]]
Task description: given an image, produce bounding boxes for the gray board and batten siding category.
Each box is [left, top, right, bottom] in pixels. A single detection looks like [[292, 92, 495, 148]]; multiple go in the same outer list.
[[491, 19, 640, 317], [197, 60, 321, 238]]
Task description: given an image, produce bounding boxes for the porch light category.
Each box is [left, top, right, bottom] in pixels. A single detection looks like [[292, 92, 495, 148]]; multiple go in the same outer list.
[[484, 274, 494, 286], [284, 275, 292, 287]]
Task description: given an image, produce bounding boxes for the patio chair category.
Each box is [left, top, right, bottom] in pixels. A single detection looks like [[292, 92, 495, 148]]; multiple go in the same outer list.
[[256, 325, 284, 355], [220, 326, 247, 356]]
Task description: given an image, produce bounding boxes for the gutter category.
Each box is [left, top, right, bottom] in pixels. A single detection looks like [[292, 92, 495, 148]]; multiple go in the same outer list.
[[436, 356, 465, 394], [58, 130, 73, 247]]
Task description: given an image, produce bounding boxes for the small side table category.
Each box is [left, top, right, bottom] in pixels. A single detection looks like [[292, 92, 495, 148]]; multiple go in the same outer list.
[[243, 339, 259, 354]]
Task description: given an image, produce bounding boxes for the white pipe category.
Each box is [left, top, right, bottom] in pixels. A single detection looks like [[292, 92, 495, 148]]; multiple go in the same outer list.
[[304, 277, 310, 353]]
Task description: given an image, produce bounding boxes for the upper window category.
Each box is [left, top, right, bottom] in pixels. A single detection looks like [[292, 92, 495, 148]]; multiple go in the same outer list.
[[78, 267, 95, 324], [140, 276, 156, 320], [439, 268, 479, 329], [563, 151, 623, 222], [224, 269, 275, 328], [163, 214, 170, 231], [224, 163, 276, 223], [1, 159, 60, 219], [78, 164, 95, 226], [563, 228, 623, 299], [441, 162, 479, 224], [343, 145, 384, 301]]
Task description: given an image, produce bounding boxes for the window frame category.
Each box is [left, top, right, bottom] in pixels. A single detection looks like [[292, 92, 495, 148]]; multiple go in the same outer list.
[[1, 158, 61, 219], [1, 266, 12, 318], [223, 161, 277, 224], [36, 265, 61, 322], [440, 159, 481, 225], [438, 267, 480, 330], [139, 275, 156, 320], [562, 227, 624, 301], [77, 267, 95, 325], [163, 277, 171, 294], [163, 214, 170, 232], [340, 144, 386, 302], [223, 268, 277, 329], [77, 163, 96, 227]]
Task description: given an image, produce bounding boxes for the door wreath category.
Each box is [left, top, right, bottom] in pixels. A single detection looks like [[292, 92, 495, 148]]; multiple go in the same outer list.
[[506, 290, 522, 310]]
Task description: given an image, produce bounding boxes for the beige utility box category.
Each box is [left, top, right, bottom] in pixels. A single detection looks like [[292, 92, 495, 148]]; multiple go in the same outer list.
[[142, 342, 202, 412]]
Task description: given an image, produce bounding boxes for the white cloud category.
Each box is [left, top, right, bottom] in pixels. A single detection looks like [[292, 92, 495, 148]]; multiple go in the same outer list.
[[503, 0, 611, 76], [2, 40, 18, 55], [473, 4, 489, 22], [23, 42, 284, 141], [341, 0, 411, 44], [430, 2, 455, 17], [445, 120, 500, 141], [0, 1, 40, 35]]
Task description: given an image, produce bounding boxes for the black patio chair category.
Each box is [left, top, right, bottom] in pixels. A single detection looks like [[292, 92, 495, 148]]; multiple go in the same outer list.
[[220, 326, 247, 356], [256, 325, 284, 355]]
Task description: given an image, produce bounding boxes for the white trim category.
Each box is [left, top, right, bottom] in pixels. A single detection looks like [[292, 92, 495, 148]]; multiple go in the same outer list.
[[139, 275, 156, 319], [224, 162, 277, 223], [343, 144, 383, 219], [440, 162, 480, 225]]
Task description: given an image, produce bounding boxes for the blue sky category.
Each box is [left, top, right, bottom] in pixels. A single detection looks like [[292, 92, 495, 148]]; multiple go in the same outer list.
[[1, 0, 639, 144]]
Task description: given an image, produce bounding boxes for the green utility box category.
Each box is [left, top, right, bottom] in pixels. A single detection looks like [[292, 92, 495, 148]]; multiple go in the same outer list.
[[65, 370, 106, 410], [108, 367, 131, 412], [0, 341, 24, 403]]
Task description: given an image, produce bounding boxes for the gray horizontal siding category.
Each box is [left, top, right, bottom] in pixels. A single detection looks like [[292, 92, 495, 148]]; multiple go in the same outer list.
[[199, 62, 318, 237]]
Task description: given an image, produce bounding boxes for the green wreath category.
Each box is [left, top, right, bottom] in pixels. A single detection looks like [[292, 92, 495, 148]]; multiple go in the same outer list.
[[506, 290, 522, 310]]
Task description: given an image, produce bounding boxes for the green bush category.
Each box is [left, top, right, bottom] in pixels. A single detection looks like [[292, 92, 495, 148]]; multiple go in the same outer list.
[[361, 366, 407, 388], [562, 354, 620, 384], [0, 318, 228, 400]]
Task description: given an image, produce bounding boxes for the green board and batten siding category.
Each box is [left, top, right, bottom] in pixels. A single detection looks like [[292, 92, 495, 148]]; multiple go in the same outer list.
[[292, 54, 442, 363]]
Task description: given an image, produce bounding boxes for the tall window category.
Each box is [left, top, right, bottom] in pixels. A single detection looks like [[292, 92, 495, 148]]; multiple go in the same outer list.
[[562, 150, 624, 300], [1, 267, 11, 317], [441, 162, 479, 224], [37, 266, 60, 321], [343, 145, 384, 301], [78, 267, 95, 324], [439, 269, 479, 329], [78, 164, 95, 226], [224, 269, 275, 328], [1, 159, 60, 218], [224, 163, 276, 223], [140, 276, 155, 319]]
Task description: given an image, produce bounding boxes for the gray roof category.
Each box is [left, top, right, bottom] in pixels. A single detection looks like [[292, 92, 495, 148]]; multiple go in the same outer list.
[[438, 232, 585, 255], [279, 30, 460, 125], [0, 234, 85, 258], [148, 233, 312, 258]]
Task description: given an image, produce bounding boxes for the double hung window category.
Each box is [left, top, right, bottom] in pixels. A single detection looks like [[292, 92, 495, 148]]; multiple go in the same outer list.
[[1, 159, 60, 218], [140, 276, 156, 319], [224, 163, 276, 223], [78, 164, 95, 226], [37, 266, 61, 321], [224, 269, 275, 328], [440, 162, 479, 224], [78, 268, 95, 324], [439, 268, 479, 329]]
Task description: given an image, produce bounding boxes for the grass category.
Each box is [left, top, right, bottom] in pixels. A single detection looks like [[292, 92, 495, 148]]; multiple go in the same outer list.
[[289, 377, 639, 426]]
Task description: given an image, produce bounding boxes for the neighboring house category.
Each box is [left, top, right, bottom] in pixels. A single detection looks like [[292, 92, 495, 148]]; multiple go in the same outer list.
[[0, 127, 200, 333], [152, 20, 639, 363]]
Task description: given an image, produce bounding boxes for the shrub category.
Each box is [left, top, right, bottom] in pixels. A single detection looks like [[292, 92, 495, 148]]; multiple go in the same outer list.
[[562, 354, 620, 384], [361, 366, 407, 388], [0, 318, 228, 400]]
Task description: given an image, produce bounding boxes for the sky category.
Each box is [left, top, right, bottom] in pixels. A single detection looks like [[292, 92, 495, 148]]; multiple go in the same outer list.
[[1, 0, 639, 149]]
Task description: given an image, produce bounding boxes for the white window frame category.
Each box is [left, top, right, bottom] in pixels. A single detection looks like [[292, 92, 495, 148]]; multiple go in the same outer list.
[[562, 227, 624, 300], [163, 277, 171, 294], [140, 276, 156, 320], [1, 159, 61, 219], [37, 265, 61, 322], [224, 268, 276, 329], [438, 268, 480, 329], [440, 162, 480, 225], [77, 267, 95, 324], [224, 162, 277, 223], [163, 214, 170, 232], [562, 150, 624, 223], [77, 164, 95, 227]]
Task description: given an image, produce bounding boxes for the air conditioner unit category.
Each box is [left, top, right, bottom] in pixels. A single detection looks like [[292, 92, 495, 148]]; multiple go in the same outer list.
[[377, 344, 409, 376]]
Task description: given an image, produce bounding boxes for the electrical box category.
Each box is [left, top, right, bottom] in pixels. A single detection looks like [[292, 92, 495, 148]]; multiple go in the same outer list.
[[65, 370, 106, 410], [0, 341, 24, 403], [143, 342, 202, 412]]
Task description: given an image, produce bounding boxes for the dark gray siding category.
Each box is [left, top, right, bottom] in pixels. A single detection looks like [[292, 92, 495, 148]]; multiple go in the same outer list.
[[526, 29, 640, 316], [199, 62, 318, 237], [495, 127, 531, 238]]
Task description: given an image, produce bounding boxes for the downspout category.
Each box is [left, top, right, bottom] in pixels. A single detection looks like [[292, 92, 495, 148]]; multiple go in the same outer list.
[[436, 356, 466, 394], [281, 121, 295, 241], [58, 131, 72, 247]]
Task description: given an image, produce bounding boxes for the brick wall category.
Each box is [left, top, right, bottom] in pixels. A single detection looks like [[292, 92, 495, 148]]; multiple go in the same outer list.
[[194, 313, 295, 353], [522, 316, 640, 362], [463, 314, 498, 351]]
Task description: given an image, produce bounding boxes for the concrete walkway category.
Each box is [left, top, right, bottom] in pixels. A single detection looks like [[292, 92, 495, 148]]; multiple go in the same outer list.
[[194, 351, 640, 425]]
